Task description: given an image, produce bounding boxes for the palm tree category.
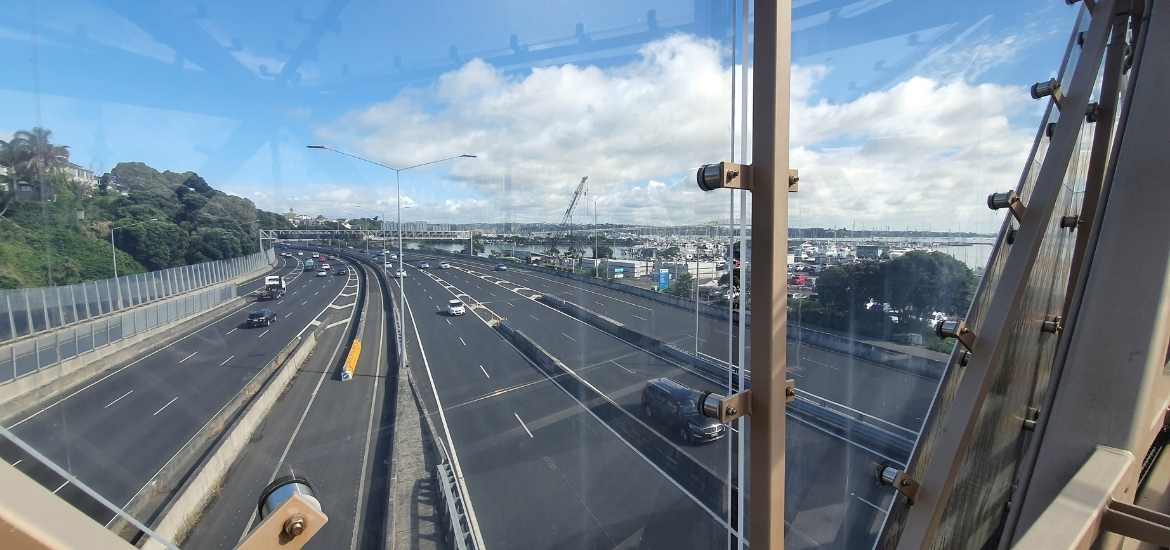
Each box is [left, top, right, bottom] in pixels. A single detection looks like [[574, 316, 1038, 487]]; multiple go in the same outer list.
[[12, 127, 69, 177]]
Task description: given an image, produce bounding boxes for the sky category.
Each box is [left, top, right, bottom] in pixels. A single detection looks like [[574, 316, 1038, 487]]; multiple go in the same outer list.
[[0, 0, 1078, 232]]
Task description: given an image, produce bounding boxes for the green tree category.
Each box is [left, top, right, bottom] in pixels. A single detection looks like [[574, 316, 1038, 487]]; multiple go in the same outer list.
[[880, 251, 975, 319], [667, 272, 695, 297], [595, 244, 614, 258]]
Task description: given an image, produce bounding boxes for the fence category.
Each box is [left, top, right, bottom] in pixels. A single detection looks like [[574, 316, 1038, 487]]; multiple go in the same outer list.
[[0, 249, 275, 383]]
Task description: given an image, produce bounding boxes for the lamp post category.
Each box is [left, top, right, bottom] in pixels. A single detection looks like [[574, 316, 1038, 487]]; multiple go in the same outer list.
[[307, 145, 476, 360], [110, 217, 157, 308]]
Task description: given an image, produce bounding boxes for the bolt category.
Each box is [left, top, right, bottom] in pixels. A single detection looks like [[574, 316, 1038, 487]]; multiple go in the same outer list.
[[785, 385, 796, 399], [1006, 228, 1017, 245], [283, 515, 306, 539]]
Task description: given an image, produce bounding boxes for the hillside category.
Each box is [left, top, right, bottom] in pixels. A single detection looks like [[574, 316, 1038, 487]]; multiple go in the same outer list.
[[0, 160, 291, 289]]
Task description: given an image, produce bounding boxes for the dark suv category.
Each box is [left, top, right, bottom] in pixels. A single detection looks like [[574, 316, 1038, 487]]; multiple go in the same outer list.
[[247, 308, 277, 327], [641, 378, 727, 444]]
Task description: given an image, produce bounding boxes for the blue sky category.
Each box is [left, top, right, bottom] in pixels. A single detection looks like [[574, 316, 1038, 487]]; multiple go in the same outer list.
[[1, 0, 1076, 231]]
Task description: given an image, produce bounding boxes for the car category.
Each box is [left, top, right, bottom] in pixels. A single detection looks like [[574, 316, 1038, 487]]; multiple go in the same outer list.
[[495, 264, 508, 271], [640, 378, 727, 444], [335, 268, 347, 276], [321, 263, 331, 270], [395, 269, 408, 277], [448, 299, 466, 316], [419, 262, 431, 269], [317, 270, 328, 277], [439, 262, 451, 269], [389, 253, 398, 260], [247, 308, 277, 327]]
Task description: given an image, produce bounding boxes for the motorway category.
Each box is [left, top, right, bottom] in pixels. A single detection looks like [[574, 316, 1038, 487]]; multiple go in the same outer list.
[[388, 253, 740, 549], [397, 252, 901, 548], [185, 257, 393, 550], [0, 254, 351, 529], [414, 253, 937, 432]]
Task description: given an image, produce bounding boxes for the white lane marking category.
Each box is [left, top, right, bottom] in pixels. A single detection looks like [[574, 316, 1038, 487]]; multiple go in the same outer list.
[[393, 275, 485, 547], [6, 294, 260, 429], [313, 290, 319, 296], [631, 314, 648, 321], [258, 329, 270, 339], [446, 319, 452, 326], [507, 302, 515, 307], [479, 365, 490, 378], [350, 263, 386, 550], [529, 314, 539, 320], [435, 305, 441, 311], [11, 459, 22, 467], [219, 355, 235, 367], [514, 413, 534, 438], [459, 337, 467, 346], [325, 318, 350, 329], [178, 351, 198, 364], [226, 328, 238, 336], [328, 302, 355, 310], [284, 312, 294, 318], [104, 390, 133, 409], [611, 360, 635, 375], [300, 300, 309, 306], [561, 332, 576, 343], [152, 397, 178, 416], [53, 480, 69, 493]]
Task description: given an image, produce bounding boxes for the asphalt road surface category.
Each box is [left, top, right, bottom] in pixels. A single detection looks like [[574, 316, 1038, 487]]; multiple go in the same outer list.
[[185, 259, 394, 550], [405, 253, 901, 548], [0, 255, 351, 528]]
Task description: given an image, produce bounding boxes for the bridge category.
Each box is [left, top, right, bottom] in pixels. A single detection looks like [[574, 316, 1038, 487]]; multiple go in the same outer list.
[[259, 228, 471, 242]]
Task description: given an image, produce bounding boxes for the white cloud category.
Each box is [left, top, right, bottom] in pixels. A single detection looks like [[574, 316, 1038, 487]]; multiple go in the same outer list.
[[317, 33, 1036, 231]]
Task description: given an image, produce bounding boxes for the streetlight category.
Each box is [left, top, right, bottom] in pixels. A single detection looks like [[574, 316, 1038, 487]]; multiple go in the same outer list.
[[306, 145, 476, 359], [110, 217, 157, 309]]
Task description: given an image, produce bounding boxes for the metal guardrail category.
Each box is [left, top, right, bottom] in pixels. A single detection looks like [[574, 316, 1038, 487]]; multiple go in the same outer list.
[[0, 249, 276, 385], [435, 463, 474, 550]]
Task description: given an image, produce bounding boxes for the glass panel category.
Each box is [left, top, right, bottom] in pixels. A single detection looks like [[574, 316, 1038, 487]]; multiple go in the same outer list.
[[783, 2, 1079, 547]]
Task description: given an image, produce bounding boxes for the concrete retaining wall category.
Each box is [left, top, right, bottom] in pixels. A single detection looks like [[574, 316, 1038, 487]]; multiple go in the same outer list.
[[138, 328, 319, 548]]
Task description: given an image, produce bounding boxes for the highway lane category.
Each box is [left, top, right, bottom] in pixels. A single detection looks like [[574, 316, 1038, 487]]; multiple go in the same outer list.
[[182, 263, 364, 550], [186, 259, 390, 550], [389, 258, 740, 548], [0, 255, 351, 526], [416, 254, 935, 431], [407, 258, 898, 547]]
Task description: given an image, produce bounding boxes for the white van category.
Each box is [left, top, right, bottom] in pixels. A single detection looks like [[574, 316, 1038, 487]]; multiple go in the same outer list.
[[448, 299, 466, 316]]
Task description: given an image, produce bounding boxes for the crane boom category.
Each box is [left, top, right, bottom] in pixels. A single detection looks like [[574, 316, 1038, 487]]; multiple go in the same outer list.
[[549, 176, 588, 256]]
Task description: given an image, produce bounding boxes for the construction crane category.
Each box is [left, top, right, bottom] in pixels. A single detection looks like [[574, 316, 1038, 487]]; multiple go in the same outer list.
[[549, 176, 588, 257]]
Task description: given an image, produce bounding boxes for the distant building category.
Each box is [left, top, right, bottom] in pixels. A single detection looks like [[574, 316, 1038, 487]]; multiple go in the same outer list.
[[59, 162, 98, 191], [856, 244, 885, 259]]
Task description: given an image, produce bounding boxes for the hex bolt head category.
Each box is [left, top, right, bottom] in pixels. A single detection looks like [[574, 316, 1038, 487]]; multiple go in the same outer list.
[[283, 515, 306, 539]]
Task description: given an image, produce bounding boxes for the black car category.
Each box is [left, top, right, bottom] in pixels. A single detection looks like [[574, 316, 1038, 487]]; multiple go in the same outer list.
[[641, 378, 727, 444], [335, 268, 347, 276], [247, 308, 277, 327]]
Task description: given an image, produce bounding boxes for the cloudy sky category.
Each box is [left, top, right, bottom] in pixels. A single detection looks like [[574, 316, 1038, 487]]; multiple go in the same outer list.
[[1, 0, 1076, 232]]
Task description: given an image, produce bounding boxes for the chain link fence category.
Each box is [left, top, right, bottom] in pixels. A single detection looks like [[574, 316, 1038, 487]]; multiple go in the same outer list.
[[0, 249, 275, 383]]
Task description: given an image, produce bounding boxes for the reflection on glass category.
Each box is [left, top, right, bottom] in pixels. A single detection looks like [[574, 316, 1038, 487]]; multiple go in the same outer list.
[[0, 0, 1083, 548]]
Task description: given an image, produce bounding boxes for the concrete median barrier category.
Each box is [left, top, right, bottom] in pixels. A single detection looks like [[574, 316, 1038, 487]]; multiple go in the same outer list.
[[534, 292, 916, 464], [130, 326, 320, 548], [495, 320, 730, 515]]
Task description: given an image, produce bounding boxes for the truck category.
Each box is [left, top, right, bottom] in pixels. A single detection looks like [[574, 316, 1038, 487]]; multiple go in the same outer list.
[[303, 259, 316, 271], [259, 275, 286, 300]]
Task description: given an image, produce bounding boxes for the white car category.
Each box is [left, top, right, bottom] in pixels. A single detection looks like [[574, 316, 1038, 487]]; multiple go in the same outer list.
[[448, 299, 466, 316], [317, 270, 328, 277], [439, 262, 451, 269], [395, 269, 408, 278]]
